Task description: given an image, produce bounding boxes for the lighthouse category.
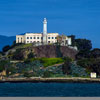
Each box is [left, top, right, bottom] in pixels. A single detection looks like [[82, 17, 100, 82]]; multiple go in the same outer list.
[[43, 18, 47, 44]]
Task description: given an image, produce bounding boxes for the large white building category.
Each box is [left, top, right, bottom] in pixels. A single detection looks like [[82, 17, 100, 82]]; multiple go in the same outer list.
[[16, 18, 72, 45]]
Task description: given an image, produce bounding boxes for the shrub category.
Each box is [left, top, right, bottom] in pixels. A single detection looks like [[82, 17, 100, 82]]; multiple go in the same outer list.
[[45, 65, 63, 75], [28, 52, 35, 59], [16, 60, 43, 76], [6, 66, 17, 75], [24, 72, 34, 78], [2, 45, 11, 52], [70, 63, 88, 77], [43, 71, 54, 78], [12, 48, 24, 60], [0, 60, 10, 72], [77, 58, 94, 68]]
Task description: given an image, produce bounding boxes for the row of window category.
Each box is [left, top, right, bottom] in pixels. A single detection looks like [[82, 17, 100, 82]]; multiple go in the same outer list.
[[26, 41, 56, 43], [26, 37, 57, 39], [27, 37, 40, 39]]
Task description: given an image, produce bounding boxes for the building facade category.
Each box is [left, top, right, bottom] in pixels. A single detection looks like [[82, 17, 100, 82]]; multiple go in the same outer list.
[[16, 18, 72, 46]]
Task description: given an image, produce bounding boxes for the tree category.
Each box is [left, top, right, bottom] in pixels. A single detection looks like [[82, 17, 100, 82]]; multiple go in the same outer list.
[[77, 58, 100, 76], [76, 50, 91, 60], [68, 35, 76, 46], [75, 39, 92, 60], [2, 45, 10, 52], [62, 57, 72, 75], [90, 48, 100, 58], [75, 39, 92, 51], [0, 60, 10, 72]]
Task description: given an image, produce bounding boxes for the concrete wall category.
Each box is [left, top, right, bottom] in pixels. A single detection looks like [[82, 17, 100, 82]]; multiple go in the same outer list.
[[25, 33, 42, 43], [47, 33, 59, 43], [16, 35, 25, 43], [16, 33, 72, 46]]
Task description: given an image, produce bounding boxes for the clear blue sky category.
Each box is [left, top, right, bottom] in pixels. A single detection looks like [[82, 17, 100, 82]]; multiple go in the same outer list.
[[0, 0, 100, 48]]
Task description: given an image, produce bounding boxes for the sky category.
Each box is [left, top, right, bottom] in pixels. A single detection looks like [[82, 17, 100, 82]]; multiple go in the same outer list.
[[0, 0, 100, 48]]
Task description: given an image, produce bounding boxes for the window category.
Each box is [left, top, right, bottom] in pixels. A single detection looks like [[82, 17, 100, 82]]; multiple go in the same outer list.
[[27, 41, 29, 43], [41, 37, 43, 39], [30, 37, 32, 39], [66, 40, 68, 44], [37, 37, 39, 39], [27, 37, 29, 39], [21, 38, 22, 43], [34, 37, 36, 39], [30, 41, 32, 43], [55, 37, 57, 39], [48, 37, 50, 39], [37, 41, 39, 43], [48, 41, 50, 43], [52, 37, 54, 39], [18, 38, 19, 43]]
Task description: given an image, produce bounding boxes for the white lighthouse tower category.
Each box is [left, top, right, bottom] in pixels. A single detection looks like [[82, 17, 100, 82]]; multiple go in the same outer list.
[[43, 18, 47, 44]]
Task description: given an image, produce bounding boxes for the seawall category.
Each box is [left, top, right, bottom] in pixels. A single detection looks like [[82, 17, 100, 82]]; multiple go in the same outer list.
[[0, 77, 100, 83]]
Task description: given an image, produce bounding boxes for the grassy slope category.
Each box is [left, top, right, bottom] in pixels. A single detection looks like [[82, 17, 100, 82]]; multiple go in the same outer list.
[[27, 58, 65, 67]]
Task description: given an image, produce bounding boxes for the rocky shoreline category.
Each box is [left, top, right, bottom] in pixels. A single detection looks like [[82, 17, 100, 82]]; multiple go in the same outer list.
[[0, 77, 100, 83]]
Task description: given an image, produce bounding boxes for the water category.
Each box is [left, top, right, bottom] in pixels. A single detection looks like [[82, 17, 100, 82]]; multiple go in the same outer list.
[[0, 83, 100, 97]]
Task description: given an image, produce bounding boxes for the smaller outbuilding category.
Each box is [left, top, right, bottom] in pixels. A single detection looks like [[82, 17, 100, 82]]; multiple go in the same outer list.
[[90, 72, 97, 78]]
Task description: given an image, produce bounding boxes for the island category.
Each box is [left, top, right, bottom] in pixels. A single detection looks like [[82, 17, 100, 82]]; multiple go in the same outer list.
[[0, 18, 100, 83]]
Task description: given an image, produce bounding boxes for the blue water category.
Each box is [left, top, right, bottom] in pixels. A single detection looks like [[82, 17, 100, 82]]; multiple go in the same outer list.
[[0, 83, 100, 97]]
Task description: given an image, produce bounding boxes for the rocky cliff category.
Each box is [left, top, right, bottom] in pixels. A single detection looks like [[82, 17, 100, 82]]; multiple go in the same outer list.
[[21, 45, 78, 59]]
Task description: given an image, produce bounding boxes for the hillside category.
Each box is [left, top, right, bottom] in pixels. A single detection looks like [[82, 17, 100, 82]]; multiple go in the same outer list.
[[6, 44, 78, 60], [0, 40, 100, 78]]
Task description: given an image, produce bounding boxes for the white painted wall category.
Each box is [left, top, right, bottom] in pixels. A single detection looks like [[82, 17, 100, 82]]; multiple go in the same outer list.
[[43, 18, 47, 44], [16, 35, 25, 43], [90, 72, 97, 78], [67, 37, 72, 45]]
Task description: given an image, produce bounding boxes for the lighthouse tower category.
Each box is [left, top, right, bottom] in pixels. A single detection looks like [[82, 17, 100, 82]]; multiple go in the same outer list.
[[43, 18, 47, 44]]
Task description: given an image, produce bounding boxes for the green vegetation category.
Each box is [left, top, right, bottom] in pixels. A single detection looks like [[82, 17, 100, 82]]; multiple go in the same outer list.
[[0, 35, 100, 78], [22, 43, 33, 48], [70, 63, 88, 77], [12, 48, 24, 60], [62, 57, 72, 75], [40, 58, 64, 67], [69, 35, 92, 51], [2, 45, 11, 52], [43, 71, 54, 78], [25, 57, 65, 67], [24, 72, 36, 78], [77, 58, 100, 76], [28, 52, 35, 59], [0, 60, 10, 72]]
